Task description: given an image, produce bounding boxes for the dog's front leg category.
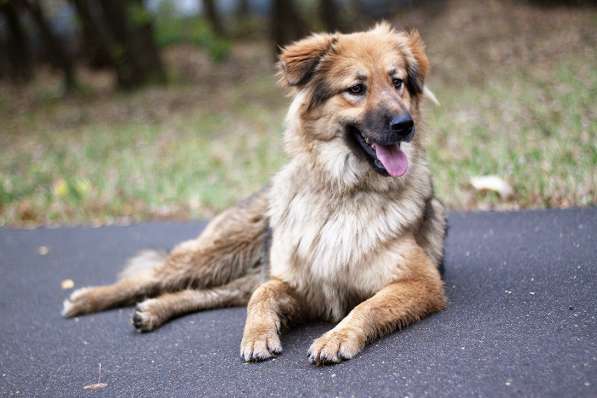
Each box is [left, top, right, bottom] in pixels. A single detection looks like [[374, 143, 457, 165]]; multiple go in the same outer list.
[[240, 278, 300, 362], [308, 243, 447, 365]]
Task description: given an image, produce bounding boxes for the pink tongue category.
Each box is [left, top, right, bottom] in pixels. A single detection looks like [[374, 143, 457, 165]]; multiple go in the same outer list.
[[373, 144, 408, 177]]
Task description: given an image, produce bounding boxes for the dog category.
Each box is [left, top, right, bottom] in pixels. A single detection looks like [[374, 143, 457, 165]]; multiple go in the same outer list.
[[62, 22, 447, 365]]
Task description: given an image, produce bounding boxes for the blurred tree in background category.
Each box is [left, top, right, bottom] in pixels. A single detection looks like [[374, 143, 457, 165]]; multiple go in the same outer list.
[[0, 0, 34, 82], [270, 0, 307, 56], [319, 0, 344, 32], [22, 0, 77, 92], [0, 0, 595, 226], [1, 0, 166, 91], [69, 0, 112, 69], [95, 0, 166, 89], [0, 0, 357, 90], [202, 0, 225, 37], [3, 0, 594, 94]]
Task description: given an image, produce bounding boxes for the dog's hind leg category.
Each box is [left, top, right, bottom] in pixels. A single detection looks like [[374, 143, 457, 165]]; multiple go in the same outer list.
[[132, 271, 262, 332], [154, 188, 270, 291], [62, 188, 270, 318]]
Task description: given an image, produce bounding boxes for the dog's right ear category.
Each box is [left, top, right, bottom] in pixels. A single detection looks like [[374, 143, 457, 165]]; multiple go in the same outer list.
[[277, 33, 336, 88]]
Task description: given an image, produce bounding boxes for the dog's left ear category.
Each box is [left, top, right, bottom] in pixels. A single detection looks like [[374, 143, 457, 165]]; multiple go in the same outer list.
[[277, 33, 337, 88], [405, 29, 429, 96]]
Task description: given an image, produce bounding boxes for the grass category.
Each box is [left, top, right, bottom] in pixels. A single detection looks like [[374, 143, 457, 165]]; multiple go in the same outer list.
[[0, 75, 287, 225], [427, 57, 596, 210], [0, 1, 595, 227]]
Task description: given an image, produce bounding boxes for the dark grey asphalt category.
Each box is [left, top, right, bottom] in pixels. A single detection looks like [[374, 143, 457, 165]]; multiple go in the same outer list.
[[0, 208, 595, 397]]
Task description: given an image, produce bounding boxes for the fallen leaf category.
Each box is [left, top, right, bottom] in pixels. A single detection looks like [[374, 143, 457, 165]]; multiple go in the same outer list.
[[61, 279, 75, 289], [38, 246, 49, 255], [17, 201, 36, 222], [75, 178, 92, 197], [53, 178, 69, 199], [83, 383, 107, 391], [470, 175, 514, 199]]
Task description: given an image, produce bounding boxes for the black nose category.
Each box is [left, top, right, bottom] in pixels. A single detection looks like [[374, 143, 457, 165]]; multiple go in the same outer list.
[[390, 114, 414, 141]]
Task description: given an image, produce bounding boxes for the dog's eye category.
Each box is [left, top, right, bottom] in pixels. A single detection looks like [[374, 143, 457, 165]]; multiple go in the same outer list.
[[348, 84, 366, 96], [392, 78, 403, 90]]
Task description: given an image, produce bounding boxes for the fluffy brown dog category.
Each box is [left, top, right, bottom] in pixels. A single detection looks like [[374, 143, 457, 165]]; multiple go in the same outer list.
[[62, 23, 447, 365]]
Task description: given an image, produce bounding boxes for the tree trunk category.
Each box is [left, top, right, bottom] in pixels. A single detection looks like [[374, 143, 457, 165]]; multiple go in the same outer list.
[[70, 0, 112, 68], [270, 0, 308, 58], [97, 0, 138, 88], [131, 0, 166, 84], [0, 1, 33, 83], [319, 0, 342, 32], [235, 0, 249, 20], [98, 0, 166, 90], [22, 0, 77, 92], [202, 0, 226, 37]]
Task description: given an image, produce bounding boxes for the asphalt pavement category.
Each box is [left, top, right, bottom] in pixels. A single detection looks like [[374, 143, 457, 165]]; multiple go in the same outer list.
[[0, 208, 595, 397]]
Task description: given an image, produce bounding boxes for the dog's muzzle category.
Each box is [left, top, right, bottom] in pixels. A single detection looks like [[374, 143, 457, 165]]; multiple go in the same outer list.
[[345, 110, 418, 177]]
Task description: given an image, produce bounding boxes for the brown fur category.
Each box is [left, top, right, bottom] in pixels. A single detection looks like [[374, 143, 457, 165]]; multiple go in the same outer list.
[[62, 191, 269, 326], [62, 23, 447, 365]]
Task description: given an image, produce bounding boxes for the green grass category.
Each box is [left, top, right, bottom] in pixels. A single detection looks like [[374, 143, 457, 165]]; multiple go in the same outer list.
[[0, 81, 287, 226], [426, 58, 596, 210], [1, 53, 594, 227]]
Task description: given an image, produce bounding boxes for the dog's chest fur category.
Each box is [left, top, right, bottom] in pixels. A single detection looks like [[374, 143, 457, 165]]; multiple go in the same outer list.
[[267, 158, 429, 321]]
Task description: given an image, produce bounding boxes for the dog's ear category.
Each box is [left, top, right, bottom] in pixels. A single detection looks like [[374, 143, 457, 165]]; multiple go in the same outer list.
[[405, 29, 429, 96], [277, 33, 336, 88]]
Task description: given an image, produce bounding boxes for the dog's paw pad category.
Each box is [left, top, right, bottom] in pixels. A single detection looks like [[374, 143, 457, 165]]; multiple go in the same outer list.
[[240, 331, 282, 362], [308, 331, 362, 366]]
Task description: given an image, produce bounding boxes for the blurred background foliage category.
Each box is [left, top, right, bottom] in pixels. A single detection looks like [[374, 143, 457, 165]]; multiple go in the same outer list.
[[0, 0, 595, 227]]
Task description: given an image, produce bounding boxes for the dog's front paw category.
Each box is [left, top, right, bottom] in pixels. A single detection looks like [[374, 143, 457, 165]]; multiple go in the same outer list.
[[61, 287, 94, 318], [240, 327, 282, 362], [132, 299, 164, 332], [308, 330, 364, 365]]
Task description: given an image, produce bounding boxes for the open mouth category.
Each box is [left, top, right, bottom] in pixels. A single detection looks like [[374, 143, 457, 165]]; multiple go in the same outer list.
[[347, 125, 409, 177]]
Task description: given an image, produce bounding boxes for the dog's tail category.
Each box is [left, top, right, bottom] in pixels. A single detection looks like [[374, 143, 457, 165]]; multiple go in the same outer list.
[[423, 86, 440, 106], [118, 249, 168, 280]]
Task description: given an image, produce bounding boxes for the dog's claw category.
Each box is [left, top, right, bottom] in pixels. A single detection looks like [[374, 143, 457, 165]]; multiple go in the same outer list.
[[307, 331, 362, 366], [240, 331, 282, 362]]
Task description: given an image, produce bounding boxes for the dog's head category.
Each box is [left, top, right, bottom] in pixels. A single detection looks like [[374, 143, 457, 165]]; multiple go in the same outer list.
[[278, 23, 431, 184]]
